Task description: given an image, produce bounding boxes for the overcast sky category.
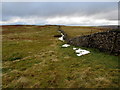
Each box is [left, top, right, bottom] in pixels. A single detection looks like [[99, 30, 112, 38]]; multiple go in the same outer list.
[[1, 2, 118, 26]]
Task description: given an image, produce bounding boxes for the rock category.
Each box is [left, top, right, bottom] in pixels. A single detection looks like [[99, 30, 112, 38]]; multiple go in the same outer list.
[[53, 35, 62, 37]]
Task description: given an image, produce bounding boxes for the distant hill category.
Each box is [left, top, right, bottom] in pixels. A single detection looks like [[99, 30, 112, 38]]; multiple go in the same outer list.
[[97, 25, 119, 30]]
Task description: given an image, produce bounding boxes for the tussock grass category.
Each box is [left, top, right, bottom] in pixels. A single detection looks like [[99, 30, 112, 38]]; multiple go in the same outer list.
[[2, 25, 119, 88]]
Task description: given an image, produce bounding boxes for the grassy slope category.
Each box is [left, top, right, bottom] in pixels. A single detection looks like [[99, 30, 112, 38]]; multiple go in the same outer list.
[[2, 25, 119, 88], [61, 26, 109, 38]]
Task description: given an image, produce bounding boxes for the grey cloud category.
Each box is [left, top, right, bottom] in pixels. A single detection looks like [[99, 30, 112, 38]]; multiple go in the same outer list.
[[2, 2, 118, 19], [1, 2, 118, 25]]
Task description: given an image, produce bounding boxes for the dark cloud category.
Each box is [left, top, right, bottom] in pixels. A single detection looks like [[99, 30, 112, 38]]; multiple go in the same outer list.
[[2, 2, 118, 18]]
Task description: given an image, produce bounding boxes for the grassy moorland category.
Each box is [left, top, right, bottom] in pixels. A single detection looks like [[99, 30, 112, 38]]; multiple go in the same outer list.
[[2, 25, 119, 88], [61, 26, 110, 38]]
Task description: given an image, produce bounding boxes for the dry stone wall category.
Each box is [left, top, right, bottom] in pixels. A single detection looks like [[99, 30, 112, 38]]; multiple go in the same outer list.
[[59, 29, 120, 55]]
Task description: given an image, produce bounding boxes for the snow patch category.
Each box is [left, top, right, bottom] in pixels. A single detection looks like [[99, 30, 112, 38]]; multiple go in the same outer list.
[[75, 48, 90, 56], [58, 33, 64, 41], [73, 48, 77, 50], [62, 44, 70, 48]]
